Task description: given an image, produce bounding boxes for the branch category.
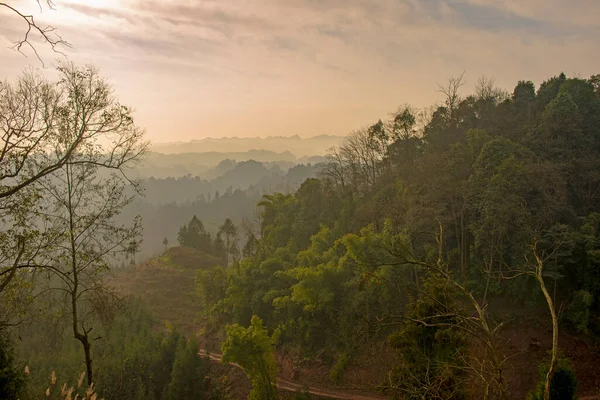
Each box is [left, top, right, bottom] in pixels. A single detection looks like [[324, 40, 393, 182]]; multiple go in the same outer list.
[[0, 236, 25, 292], [0, 1, 71, 66]]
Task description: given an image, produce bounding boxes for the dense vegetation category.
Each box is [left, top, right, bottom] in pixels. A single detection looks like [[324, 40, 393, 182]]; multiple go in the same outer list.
[[0, 63, 229, 400], [4, 2, 597, 399], [8, 299, 223, 399], [2, 57, 600, 399], [193, 73, 600, 399]]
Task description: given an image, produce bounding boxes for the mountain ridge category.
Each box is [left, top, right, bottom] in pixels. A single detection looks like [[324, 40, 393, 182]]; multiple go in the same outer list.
[[151, 135, 346, 157]]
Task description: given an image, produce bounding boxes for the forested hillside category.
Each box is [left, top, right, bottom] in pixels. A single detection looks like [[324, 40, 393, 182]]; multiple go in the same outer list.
[[192, 73, 600, 399], [3, 65, 600, 400], [121, 162, 322, 259], [134, 151, 326, 179], [4, 0, 600, 398]]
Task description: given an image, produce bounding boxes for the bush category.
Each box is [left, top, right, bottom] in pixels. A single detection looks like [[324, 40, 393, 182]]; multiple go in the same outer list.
[[527, 358, 577, 400], [0, 329, 26, 399], [564, 290, 593, 334], [329, 352, 352, 383]]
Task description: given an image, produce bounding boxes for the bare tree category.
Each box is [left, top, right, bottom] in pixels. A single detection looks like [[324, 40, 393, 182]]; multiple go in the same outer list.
[[320, 126, 389, 195], [0, 0, 71, 63], [438, 71, 467, 120], [474, 76, 509, 103], [501, 234, 566, 400]]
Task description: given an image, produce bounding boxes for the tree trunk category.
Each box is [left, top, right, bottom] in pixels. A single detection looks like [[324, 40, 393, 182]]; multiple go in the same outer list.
[[538, 274, 558, 400], [74, 333, 94, 387], [67, 163, 94, 387], [535, 249, 558, 400], [460, 207, 467, 283]]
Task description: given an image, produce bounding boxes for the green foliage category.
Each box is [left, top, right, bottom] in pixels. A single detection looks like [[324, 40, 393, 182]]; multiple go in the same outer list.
[[191, 72, 600, 399], [196, 265, 229, 323], [178, 215, 213, 254], [165, 337, 208, 400], [294, 387, 312, 399], [564, 290, 593, 334], [329, 352, 352, 383], [16, 299, 220, 400], [387, 274, 468, 399], [0, 329, 25, 399], [221, 316, 277, 400], [527, 358, 577, 400]]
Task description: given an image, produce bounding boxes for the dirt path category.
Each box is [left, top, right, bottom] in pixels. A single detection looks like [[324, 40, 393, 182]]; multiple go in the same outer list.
[[199, 350, 386, 400]]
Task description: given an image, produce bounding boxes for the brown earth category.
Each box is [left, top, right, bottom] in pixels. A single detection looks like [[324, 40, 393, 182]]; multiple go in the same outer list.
[[201, 350, 386, 400]]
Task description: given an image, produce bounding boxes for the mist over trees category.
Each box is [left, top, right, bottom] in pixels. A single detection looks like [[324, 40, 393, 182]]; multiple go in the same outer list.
[[120, 161, 322, 260], [2, 13, 600, 397]]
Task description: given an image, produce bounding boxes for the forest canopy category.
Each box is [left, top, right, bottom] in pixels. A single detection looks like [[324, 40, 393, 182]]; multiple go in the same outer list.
[[3, 67, 600, 400], [194, 72, 600, 399]]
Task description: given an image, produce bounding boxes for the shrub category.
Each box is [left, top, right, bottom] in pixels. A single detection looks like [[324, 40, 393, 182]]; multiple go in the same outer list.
[[564, 290, 593, 334], [329, 352, 352, 383], [0, 329, 26, 399], [527, 358, 577, 400]]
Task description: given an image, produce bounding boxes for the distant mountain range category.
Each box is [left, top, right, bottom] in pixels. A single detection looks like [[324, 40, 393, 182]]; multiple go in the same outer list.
[[135, 150, 326, 179], [151, 134, 345, 158]]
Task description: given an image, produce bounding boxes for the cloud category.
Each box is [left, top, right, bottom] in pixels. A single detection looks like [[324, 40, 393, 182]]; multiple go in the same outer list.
[[1, 0, 599, 142], [62, 2, 137, 24], [437, 0, 593, 37]]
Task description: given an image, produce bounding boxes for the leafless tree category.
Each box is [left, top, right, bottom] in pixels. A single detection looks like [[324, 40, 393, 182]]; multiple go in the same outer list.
[[438, 71, 466, 120], [39, 159, 141, 387], [320, 127, 388, 195], [501, 235, 566, 400], [474, 76, 509, 103], [354, 223, 510, 399]]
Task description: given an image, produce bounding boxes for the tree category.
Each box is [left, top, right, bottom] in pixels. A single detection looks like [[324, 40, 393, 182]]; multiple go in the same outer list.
[[165, 336, 208, 400], [39, 160, 142, 388], [504, 232, 569, 400], [221, 316, 277, 400], [177, 215, 212, 254], [219, 218, 238, 266], [0, 328, 25, 399], [163, 237, 169, 252], [196, 265, 228, 323], [343, 222, 509, 399], [127, 240, 141, 266], [33, 63, 146, 387], [0, 64, 147, 302], [387, 274, 468, 399], [212, 233, 227, 265]]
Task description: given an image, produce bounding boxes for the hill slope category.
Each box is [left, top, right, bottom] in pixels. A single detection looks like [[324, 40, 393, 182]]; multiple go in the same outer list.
[[112, 247, 219, 334]]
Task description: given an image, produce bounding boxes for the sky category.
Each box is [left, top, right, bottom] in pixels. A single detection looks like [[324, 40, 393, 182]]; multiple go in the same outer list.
[[1, 0, 599, 143]]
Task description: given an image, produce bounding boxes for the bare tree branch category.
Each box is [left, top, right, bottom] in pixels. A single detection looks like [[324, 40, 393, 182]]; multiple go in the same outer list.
[[0, 1, 71, 66]]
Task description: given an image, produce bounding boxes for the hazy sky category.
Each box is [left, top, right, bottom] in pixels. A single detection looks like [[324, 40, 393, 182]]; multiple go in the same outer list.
[[1, 0, 599, 143]]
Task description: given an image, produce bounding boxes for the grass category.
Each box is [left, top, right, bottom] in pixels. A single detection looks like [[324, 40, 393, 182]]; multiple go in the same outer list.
[[112, 246, 220, 335]]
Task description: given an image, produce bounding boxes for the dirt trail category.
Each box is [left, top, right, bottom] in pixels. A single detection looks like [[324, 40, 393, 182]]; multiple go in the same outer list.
[[199, 350, 386, 400]]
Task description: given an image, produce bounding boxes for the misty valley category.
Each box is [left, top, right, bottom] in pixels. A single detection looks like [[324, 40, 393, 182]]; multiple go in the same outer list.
[[2, 2, 600, 400]]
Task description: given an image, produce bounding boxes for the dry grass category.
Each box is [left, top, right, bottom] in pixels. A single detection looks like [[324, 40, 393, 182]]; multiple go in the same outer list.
[[34, 369, 101, 400], [110, 246, 219, 335]]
